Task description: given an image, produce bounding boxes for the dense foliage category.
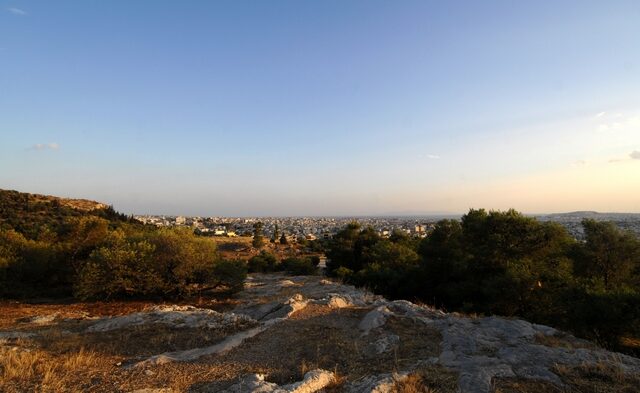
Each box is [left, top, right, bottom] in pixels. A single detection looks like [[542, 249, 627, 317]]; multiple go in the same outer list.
[[247, 251, 319, 275], [0, 190, 246, 300], [327, 209, 640, 352]]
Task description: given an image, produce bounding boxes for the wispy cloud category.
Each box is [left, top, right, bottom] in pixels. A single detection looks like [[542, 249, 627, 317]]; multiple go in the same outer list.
[[608, 150, 640, 163], [572, 160, 587, 167], [7, 7, 27, 15], [426, 154, 440, 159], [595, 112, 640, 133], [30, 142, 60, 151]]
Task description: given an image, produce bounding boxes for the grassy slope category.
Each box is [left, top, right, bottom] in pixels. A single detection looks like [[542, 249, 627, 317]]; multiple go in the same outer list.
[[0, 189, 130, 239]]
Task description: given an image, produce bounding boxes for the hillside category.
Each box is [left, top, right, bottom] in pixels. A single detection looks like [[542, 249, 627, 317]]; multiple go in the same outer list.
[[0, 189, 131, 239], [1, 273, 639, 393]]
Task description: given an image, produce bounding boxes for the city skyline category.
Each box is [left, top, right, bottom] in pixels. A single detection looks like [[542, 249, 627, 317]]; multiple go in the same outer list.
[[1, 1, 639, 216]]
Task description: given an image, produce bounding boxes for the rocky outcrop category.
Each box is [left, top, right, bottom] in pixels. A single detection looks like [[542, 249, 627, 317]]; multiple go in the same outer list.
[[32, 273, 638, 393], [220, 369, 335, 393], [88, 305, 256, 332], [135, 295, 309, 367]]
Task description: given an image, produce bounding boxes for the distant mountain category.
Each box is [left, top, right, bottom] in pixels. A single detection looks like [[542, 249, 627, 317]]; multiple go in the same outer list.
[[0, 189, 132, 239], [542, 211, 640, 218]]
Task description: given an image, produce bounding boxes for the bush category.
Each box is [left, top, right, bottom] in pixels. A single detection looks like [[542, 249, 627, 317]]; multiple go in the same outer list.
[[247, 251, 279, 273], [74, 227, 237, 300], [0, 230, 70, 298], [281, 257, 317, 275], [145, 228, 219, 296], [0, 194, 243, 301], [334, 266, 354, 282], [562, 288, 640, 349], [211, 259, 247, 293], [74, 230, 162, 300], [309, 255, 321, 267]]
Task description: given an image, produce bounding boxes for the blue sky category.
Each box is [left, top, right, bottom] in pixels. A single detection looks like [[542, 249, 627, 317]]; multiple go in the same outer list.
[[1, 1, 639, 215]]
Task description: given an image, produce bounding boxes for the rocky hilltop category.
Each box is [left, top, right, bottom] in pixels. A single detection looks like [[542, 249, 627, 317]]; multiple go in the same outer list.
[[2, 273, 640, 392], [0, 188, 129, 240]]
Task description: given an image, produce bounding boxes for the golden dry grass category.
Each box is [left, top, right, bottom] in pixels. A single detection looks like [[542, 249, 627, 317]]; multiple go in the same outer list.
[[36, 320, 257, 358], [0, 346, 112, 393], [533, 332, 596, 350], [391, 366, 458, 393], [554, 361, 640, 393], [495, 361, 640, 393]]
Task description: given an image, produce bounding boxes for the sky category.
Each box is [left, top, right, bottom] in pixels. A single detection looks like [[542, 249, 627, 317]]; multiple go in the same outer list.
[[1, 1, 639, 216]]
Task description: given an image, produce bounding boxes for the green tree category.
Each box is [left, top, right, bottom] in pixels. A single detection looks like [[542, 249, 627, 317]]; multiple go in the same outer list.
[[281, 257, 317, 275], [75, 230, 161, 300], [575, 219, 640, 290], [326, 222, 381, 275], [279, 232, 288, 245], [326, 222, 361, 274], [65, 216, 109, 275], [147, 227, 219, 296], [248, 251, 278, 273], [356, 239, 420, 298], [252, 222, 265, 249], [210, 259, 247, 293]]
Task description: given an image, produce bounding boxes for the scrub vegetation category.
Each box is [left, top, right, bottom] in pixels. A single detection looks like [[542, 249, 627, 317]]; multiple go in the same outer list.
[[0, 189, 246, 300], [326, 209, 640, 354]]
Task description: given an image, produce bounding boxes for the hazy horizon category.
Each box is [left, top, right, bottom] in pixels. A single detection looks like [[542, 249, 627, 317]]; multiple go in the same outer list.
[[2, 1, 639, 216]]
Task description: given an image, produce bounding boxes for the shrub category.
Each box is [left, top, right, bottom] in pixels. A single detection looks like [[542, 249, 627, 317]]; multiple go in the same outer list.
[[247, 251, 279, 273], [0, 229, 70, 297], [145, 228, 219, 295], [326, 210, 640, 354], [211, 259, 247, 293], [309, 255, 321, 267], [281, 257, 317, 275], [334, 266, 354, 282], [74, 227, 236, 300], [74, 230, 162, 300]]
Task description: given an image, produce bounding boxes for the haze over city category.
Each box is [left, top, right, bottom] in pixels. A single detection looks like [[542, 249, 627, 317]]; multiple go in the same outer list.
[[1, 1, 639, 216]]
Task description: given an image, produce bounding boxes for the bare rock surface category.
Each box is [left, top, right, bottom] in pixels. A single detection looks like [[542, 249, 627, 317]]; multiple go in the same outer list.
[[219, 369, 335, 393], [0, 331, 36, 340], [135, 294, 309, 367], [346, 372, 410, 393], [223, 274, 640, 393], [87, 305, 256, 332]]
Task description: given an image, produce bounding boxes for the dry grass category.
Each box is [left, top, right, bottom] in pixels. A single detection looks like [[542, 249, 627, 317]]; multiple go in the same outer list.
[[620, 336, 640, 358], [554, 361, 640, 393], [391, 366, 458, 393], [35, 322, 255, 358], [0, 346, 112, 393], [494, 378, 565, 393], [0, 300, 152, 330], [0, 299, 239, 331], [495, 361, 640, 393], [195, 303, 442, 388], [534, 332, 596, 350]]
